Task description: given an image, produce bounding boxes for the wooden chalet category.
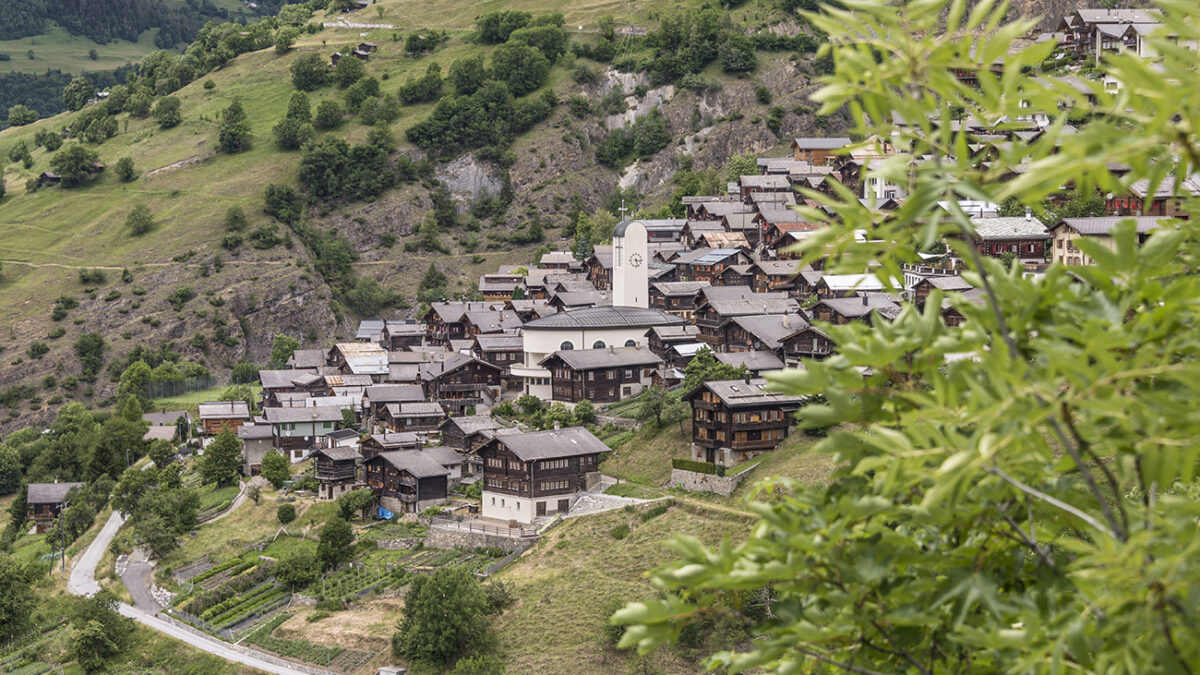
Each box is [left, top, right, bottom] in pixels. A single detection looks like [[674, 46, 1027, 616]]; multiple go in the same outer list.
[[310, 446, 362, 500], [1108, 174, 1199, 219], [479, 274, 524, 301], [461, 309, 523, 338], [363, 384, 425, 420], [738, 174, 791, 203], [790, 137, 852, 165], [751, 259, 806, 294], [716, 313, 811, 361], [381, 402, 446, 435], [685, 376, 805, 464], [585, 246, 614, 290], [327, 342, 389, 380], [286, 349, 327, 369], [360, 432, 421, 461], [787, 325, 836, 360], [680, 220, 725, 249], [672, 248, 752, 283], [479, 427, 607, 523], [422, 302, 504, 344], [27, 482, 84, 533], [540, 346, 662, 404], [910, 275, 973, 307], [420, 354, 503, 415], [714, 264, 754, 287], [810, 295, 903, 326], [440, 415, 506, 452], [649, 281, 709, 319], [472, 334, 525, 372], [258, 369, 325, 407], [366, 451, 450, 514], [197, 400, 251, 436], [712, 350, 786, 375], [966, 216, 1051, 263], [644, 324, 702, 361], [695, 294, 801, 346], [382, 321, 426, 350]]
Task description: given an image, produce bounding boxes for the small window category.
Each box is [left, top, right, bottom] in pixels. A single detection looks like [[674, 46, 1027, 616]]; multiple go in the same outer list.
[[560, 341, 574, 351], [592, 340, 606, 349], [624, 339, 636, 347]]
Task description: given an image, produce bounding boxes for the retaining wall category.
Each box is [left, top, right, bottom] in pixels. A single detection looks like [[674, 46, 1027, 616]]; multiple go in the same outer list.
[[667, 468, 750, 497], [427, 526, 534, 553]]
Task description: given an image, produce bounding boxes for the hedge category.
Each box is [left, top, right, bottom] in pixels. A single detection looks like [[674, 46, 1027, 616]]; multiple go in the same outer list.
[[671, 458, 725, 476]]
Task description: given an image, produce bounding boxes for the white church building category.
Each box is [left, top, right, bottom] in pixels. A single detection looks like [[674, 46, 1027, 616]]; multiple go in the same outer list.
[[512, 221, 689, 400]]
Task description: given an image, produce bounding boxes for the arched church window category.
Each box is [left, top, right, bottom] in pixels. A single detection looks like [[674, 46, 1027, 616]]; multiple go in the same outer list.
[[624, 339, 637, 347], [560, 341, 574, 351], [592, 341, 606, 349]]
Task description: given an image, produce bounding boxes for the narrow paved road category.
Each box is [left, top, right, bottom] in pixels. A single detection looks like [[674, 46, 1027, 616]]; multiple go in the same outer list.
[[121, 549, 162, 613], [69, 512, 317, 675]]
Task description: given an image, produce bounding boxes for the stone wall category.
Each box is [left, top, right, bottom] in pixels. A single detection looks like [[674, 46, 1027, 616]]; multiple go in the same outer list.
[[667, 468, 751, 497], [376, 538, 423, 551], [427, 526, 534, 553]]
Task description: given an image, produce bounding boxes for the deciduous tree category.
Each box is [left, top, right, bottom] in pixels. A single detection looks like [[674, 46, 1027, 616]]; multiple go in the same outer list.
[[200, 428, 241, 486], [261, 450, 290, 488], [615, 2, 1200, 672]]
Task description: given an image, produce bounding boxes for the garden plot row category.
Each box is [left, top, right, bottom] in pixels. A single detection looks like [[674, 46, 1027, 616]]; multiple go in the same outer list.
[[244, 613, 361, 668]]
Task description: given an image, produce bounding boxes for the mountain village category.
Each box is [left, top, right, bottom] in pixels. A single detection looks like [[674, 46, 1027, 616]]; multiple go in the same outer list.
[[4, 1, 1200, 674]]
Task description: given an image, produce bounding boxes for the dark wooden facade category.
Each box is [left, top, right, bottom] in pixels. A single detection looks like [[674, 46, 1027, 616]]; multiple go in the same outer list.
[[685, 383, 802, 463], [479, 441, 600, 505], [425, 358, 502, 415], [540, 354, 659, 404], [364, 455, 448, 512]]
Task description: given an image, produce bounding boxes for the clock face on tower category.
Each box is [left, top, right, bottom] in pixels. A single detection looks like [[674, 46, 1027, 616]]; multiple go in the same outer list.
[[629, 253, 643, 268]]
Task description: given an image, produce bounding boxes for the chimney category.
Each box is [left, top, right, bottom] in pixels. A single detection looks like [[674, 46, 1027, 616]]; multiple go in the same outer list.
[[862, 294, 869, 306], [782, 314, 789, 328], [608, 344, 615, 355], [743, 372, 752, 384], [553, 420, 561, 430], [1025, 206, 1032, 221]]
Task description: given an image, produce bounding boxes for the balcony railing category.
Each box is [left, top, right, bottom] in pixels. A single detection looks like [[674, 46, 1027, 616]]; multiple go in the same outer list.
[[440, 383, 488, 392]]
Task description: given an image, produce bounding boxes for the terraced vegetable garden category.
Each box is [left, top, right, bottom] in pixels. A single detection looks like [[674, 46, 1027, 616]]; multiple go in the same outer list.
[[243, 613, 372, 671]]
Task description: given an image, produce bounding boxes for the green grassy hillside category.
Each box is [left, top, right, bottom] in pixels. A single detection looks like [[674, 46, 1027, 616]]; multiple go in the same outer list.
[[0, 25, 162, 75]]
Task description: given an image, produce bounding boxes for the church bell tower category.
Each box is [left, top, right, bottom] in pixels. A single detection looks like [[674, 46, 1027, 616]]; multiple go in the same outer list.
[[612, 220, 649, 308]]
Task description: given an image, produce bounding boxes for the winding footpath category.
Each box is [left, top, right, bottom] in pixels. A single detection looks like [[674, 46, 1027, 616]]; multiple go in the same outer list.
[[68, 511, 316, 675]]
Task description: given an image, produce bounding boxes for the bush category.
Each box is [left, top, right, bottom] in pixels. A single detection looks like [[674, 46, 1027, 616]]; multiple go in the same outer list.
[[314, 99, 343, 129], [126, 204, 153, 235], [78, 268, 107, 285], [640, 502, 670, 522], [7, 104, 37, 126], [291, 53, 327, 91], [115, 156, 136, 182], [277, 503, 296, 524], [166, 287, 195, 311], [152, 96, 182, 129], [610, 523, 629, 540], [333, 53, 365, 87]]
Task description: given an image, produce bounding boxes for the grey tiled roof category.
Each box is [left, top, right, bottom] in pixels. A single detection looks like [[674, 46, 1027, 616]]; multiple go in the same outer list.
[[687, 377, 805, 408], [493, 427, 611, 461], [540, 346, 663, 371], [376, 450, 450, 478], [27, 482, 84, 504], [523, 306, 688, 330]]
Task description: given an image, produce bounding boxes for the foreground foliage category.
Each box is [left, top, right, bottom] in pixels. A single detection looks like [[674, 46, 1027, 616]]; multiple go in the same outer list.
[[615, 0, 1200, 672]]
